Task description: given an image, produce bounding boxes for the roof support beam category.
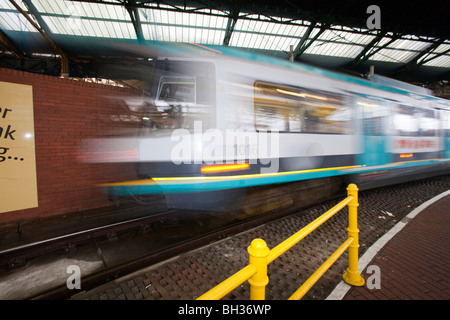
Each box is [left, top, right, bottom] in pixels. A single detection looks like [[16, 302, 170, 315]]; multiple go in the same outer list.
[[347, 31, 386, 68], [21, 0, 53, 37], [10, 0, 69, 76], [0, 29, 25, 58], [407, 38, 445, 66], [223, 4, 241, 46], [348, 33, 402, 69], [126, 0, 144, 41], [418, 47, 450, 66], [292, 20, 315, 58], [390, 38, 445, 76], [293, 22, 329, 59]]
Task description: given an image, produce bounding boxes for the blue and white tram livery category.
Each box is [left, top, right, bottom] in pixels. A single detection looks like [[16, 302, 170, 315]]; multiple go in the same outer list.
[[85, 43, 450, 211]]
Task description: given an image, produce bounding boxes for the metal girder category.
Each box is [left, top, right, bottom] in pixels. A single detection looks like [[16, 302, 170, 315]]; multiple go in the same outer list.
[[348, 33, 402, 69], [1, 0, 447, 83], [408, 38, 445, 66], [293, 23, 329, 59], [0, 29, 25, 58], [9, 0, 69, 76], [125, 0, 144, 41], [223, 4, 241, 46], [417, 46, 450, 67], [21, 0, 53, 37], [292, 21, 315, 57], [390, 38, 445, 76], [347, 31, 386, 68], [60, 0, 450, 39]]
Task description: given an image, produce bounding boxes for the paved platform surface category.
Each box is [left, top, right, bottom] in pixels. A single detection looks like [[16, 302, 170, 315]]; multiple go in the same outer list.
[[69, 178, 450, 301], [341, 193, 450, 300]]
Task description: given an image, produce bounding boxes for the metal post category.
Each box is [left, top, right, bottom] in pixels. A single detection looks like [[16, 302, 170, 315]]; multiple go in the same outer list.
[[248, 239, 270, 300], [343, 184, 365, 286]]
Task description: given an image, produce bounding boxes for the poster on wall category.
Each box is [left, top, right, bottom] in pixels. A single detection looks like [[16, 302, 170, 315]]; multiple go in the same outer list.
[[0, 81, 38, 213]]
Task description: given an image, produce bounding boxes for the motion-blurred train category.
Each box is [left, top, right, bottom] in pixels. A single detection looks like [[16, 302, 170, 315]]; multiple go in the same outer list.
[[84, 43, 450, 211]]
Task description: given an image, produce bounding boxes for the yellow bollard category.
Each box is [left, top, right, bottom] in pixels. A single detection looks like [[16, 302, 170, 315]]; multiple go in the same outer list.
[[248, 239, 270, 300], [343, 184, 365, 286]]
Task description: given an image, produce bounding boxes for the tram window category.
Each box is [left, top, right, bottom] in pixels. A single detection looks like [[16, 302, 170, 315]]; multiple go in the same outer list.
[[255, 105, 289, 132], [142, 76, 212, 132], [146, 76, 197, 130], [393, 105, 419, 136], [139, 61, 215, 135], [254, 81, 352, 134], [156, 76, 196, 103], [417, 109, 438, 136], [393, 106, 439, 137], [358, 99, 389, 136]]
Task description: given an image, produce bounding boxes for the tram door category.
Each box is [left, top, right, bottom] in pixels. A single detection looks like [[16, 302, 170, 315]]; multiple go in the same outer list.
[[357, 96, 390, 166]]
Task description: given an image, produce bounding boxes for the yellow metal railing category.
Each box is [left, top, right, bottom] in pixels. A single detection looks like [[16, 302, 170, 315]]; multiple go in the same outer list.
[[197, 183, 365, 300]]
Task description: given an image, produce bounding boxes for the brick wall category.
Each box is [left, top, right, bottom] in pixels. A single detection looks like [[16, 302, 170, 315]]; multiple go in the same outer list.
[[0, 68, 140, 224]]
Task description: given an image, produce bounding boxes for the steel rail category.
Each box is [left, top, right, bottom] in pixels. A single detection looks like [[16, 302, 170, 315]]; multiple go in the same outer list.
[[0, 211, 173, 266]]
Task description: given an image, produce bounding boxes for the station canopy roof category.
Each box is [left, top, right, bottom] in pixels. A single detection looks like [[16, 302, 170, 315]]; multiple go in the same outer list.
[[0, 0, 449, 85]]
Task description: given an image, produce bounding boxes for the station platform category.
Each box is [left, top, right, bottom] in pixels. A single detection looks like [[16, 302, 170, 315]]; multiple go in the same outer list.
[[331, 191, 450, 300], [68, 179, 450, 301]]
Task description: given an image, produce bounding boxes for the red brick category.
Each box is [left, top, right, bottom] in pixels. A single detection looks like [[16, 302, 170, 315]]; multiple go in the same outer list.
[[0, 68, 140, 224]]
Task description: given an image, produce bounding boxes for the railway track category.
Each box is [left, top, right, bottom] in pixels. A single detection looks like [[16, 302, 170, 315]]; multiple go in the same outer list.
[[0, 210, 172, 267], [70, 175, 449, 301], [0, 175, 448, 300], [0, 176, 345, 299], [1, 185, 329, 300], [26, 204, 310, 300]]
